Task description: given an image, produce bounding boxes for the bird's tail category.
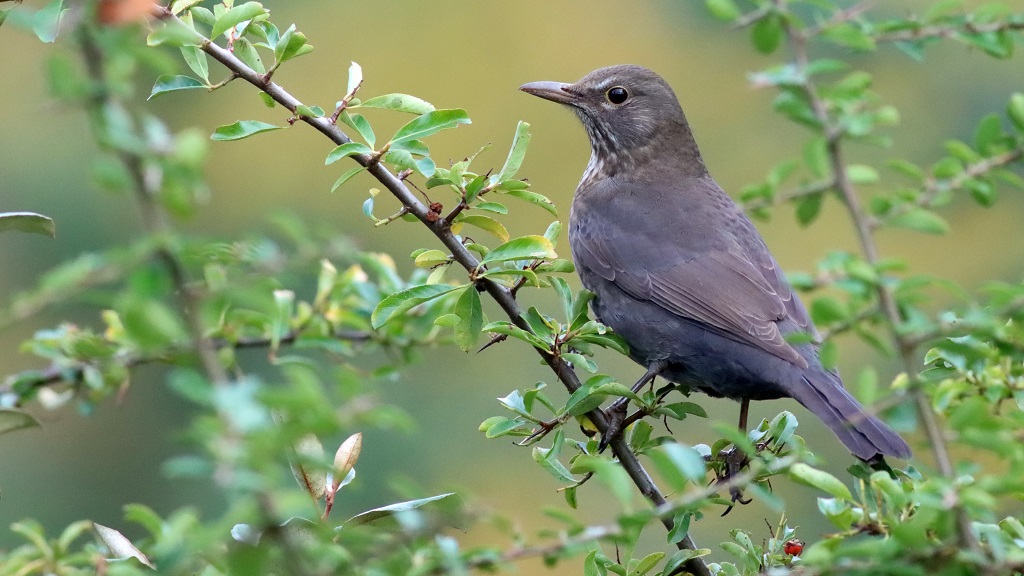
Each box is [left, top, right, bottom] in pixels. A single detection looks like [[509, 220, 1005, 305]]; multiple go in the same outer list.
[[789, 371, 911, 461]]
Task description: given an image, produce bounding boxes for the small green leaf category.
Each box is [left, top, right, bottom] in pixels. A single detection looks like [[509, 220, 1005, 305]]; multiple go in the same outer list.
[[495, 121, 532, 182], [788, 463, 852, 500], [331, 167, 366, 192], [274, 24, 312, 63], [233, 37, 265, 74], [503, 188, 557, 216], [148, 75, 206, 100], [476, 201, 508, 214], [847, 164, 879, 184], [455, 215, 509, 242], [325, 142, 372, 165], [180, 46, 209, 82], [371, 284, 463, 329], [211, 1, 266, 39], [0, 212, 55, 237], [340, 112, 376, 148], [751, 14, 782, 54], [211, 120, 282, 141], [705, 0, 740, 21], [147, 17, 204, 47], [887, 208, 949, 235], [1008, 93, 1024, 131], [390, 109, 471, 145], [810, 296, 847, 325], [479, 235, 555, 266], [795, 193, 824, 226], [356, 93, 435, 115], [660, 442, 707, 481], [453, 286, 484, 351]]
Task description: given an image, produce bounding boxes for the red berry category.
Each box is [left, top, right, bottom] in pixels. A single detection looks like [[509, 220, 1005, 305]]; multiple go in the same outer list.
[[783, 539, 804, 556]]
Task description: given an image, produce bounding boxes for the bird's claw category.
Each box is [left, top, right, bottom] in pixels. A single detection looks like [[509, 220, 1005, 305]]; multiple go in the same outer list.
[[597, 398, 629, 453], [715, 446, 752, 516]]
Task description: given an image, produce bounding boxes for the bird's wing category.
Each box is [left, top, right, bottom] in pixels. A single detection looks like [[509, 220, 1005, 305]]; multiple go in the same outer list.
[[573, 211, 809, 369]]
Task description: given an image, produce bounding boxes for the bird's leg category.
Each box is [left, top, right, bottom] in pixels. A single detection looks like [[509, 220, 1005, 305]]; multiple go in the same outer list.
[[598, 361, 665, 453], [717, 399, 753, 513]]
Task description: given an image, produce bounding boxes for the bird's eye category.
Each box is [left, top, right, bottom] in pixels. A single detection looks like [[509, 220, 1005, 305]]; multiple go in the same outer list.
[[606, 86, 629, 104]]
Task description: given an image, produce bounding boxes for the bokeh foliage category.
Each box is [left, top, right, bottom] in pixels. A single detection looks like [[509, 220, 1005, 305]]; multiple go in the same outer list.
[[1, 0, 1024, 575]]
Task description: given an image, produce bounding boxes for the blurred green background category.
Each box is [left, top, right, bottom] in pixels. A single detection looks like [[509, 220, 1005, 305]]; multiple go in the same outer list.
[[1, 0, 1023, 571]]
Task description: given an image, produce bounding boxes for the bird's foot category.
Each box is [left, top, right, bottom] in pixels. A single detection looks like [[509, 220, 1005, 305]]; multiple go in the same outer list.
[[597, 397, 630, 453], [714, 446, 752, 516]]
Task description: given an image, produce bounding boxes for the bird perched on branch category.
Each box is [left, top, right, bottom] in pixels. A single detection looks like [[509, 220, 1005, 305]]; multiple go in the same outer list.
[[520, 65, 910, 462]]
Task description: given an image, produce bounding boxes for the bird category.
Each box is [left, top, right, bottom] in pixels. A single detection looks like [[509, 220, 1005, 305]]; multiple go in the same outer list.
[[520, 65, 911, 462]]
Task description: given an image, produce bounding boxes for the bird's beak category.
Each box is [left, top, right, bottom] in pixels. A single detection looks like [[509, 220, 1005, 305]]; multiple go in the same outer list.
[[519, 81, 578, 105]]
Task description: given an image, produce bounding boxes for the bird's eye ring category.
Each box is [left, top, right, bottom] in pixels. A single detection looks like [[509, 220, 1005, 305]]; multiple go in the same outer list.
[[606, 86, 629, 104]]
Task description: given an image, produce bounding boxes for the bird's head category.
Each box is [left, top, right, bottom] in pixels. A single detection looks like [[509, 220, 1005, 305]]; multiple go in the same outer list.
[[520, 65, 704, 178]]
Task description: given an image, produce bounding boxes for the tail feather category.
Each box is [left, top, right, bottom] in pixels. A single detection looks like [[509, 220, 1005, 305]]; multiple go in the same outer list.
[[790, 372, 911, 461]]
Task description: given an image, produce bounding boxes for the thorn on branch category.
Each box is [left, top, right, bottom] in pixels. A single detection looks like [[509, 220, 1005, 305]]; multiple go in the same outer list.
[[477, 333, 507, 353]]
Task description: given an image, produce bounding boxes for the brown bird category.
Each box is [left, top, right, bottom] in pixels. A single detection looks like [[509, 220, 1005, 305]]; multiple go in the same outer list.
[[520, 65, 910, 462]]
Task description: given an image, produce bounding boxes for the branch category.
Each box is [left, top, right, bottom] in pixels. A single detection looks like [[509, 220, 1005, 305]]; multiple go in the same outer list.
[[0, 327, 374, 399], [775, 2, 980, 553], [741, 178, 835, 212], [870, 148, 1024, 228], [875, 20, 1024, 43], [153, 9, 710, 574]]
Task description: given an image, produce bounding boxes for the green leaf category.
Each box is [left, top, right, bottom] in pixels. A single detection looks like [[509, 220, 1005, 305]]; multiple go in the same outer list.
[[810, 296, 847, 325], [479, 235, 555, 266], [455, 215, 509, 242], [453, 286, 484, 352], [795, 193, 823, 226], [148, 75, 206, 100], [32, 0, 64, 43], [371, 284, 463, 328], [476, 201, 508, 214], [211, 2, 266, 39], [210, 120, 282, 141], [504, 188, 557, 216], [345, 493, 455, 527], [847, 164, 879, 184], [331, 167, 366, 192], [147, 18, 204, 47], [325, 142, 372, 165], [751, 14, 782, 54], [390, 109, 471, 145], [1008, 93, 1024, 131], [0, 212, 55, 237], [495, 121, 531, 182], [660, 442, 707, 481], [788, 462, 852, 500], [233, 37, 265, 75], [340, 112, 376, 148], [275, 24, 312, 63], [705, 0, 740, 21], [887, 208, 949, 235], [356, 93, 435, 115], [180, 46, 209, 82], [0, 409, 42, 435], [483, 320, 551, 351], [973, 113, 1004, 154]]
